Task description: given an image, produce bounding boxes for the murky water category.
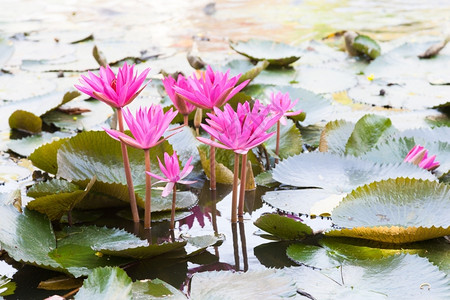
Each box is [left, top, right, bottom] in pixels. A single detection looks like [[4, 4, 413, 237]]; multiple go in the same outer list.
[[1, 0, 450, 298]]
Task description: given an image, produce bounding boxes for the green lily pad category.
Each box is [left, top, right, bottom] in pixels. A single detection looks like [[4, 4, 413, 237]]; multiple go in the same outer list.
[[230, 39, 302, 66], [7, 131, 75, 157], [319, 119, 355, 153], [0, 206, 61, 271], [353, 35, 381, 59], [8, 110, 42, 133], [286, 243, 339, 269], [345, 114, 394, 156], [74, 267, 132, 300], [190, 268, 298, 299], [0, 74, 57, 102], [132, 279, 187, 300], [27, 177, 96, 221], [97, 241, 187, 260], [328, 178, 450, 243], [183, 234, 225, 256], [254, 214, 313, 240], [250, 68, 298, 86], [264, 119, 302, 159], [253, 241, 298, 269], [255, 171, 278, 188], [29, 135, 70, 175]]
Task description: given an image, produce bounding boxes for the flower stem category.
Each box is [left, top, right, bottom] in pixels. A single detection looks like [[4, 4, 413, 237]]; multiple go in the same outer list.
[[117, 108, 139, 223], [144, 149, 152, 229], [275, 120, 280, 164], [183, 115, 189, 127], [210, 141, 216, 190], [171, 184, 177, 230], [238, 153, 247, 219], [231, 153, 240, 223]]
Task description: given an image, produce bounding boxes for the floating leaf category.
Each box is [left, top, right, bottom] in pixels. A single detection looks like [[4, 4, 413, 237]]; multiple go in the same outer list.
[[74, 267, 132, 300], [29, 135, 70, 174], [217, 59, 270, 85], [328, 178, 450, 243], [97, 241, 187, 260], [8, 110, 42, 133], [264, 119, 302, 159], [38, 276, 83, 291], [27, 177, 96, 221], [345, 114, 394, 156], [7, 131, 74, 157], [0, 37, 14, 68], [190, 269, 298, 299], [253, 242, 298, 269], [132, 279, 187, 300], [286, 243, 338, 269], [319, 119, 355, 153], [0, 74, 57, 102], [0, 276, 16, 296], [272, 152, 435, 191], [183, 234, 225, 256], [352, 35, 381, 59], [254, 214, 313, 240], [230, 39, 302, 66], [265, 153, 435, 216]]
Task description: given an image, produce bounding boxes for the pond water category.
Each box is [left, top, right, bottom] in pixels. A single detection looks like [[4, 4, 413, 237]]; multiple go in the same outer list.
[[1, 0, 450, 298]]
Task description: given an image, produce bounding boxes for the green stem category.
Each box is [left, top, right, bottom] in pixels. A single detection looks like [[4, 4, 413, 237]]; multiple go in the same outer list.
[[117, 108, 140, 223], [144, 149, 152, 229], [170, 184, 177, 230], [238, 153, 247, 219], [275, 120, 280, 164], [231, 153, 239, 223]]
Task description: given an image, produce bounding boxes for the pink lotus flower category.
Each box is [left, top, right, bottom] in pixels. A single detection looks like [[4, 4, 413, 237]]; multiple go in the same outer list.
[[162, 74, 196, 116], [146, 152, 196, 197], [269, 91, 303, 125], [104, 105, 178, 150], [404, 145, 440, 171], [173, 65, 250, 110], [75, 62, 150, 108], [197, 101, 281, 154]]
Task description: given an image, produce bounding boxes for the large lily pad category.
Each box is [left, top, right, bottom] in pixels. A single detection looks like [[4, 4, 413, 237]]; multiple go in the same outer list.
[[190, 269, 298, 299], [7, 131, 74, 157], [230, 39, 302, 66], [328, 178, 450, 243], [75, 267, 132, 300], [217, 59, 270, 85], [295, 66, 357, 94], [319, 119, 355, 153], [132, 279, 187, 300], [264, 152, 435, 216]]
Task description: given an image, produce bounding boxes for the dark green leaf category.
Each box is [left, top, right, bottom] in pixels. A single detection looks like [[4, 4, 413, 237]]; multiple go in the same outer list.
[[254, 214, 313, 240], [8, 110, 42, 133]]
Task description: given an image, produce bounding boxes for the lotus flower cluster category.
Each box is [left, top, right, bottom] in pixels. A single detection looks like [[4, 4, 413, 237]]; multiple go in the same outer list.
[[75, 62, 150, 108], [269, 91, 303, 125], [404, 145, 440, 171]]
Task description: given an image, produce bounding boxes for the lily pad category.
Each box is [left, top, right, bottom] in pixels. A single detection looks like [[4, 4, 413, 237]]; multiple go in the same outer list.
[[7, 131, 75, 157], [345, 114, 394, 156], [328, 178, 450, 243], [0, 73, 57, 102], [74, 267, 132, 300], [254, 214, 313, 240], [319, 119, 355, 153], [0, 276, 15, 296], [27, 177, 96, 221], [97, 241, 187, 260], [8, 110, 42, 133], [265, 152, 435, 216], [190, 268, 298, 299], [217, 59, 270, 85], [132, 279, 187, 300], [230, 39, 302, 66]]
